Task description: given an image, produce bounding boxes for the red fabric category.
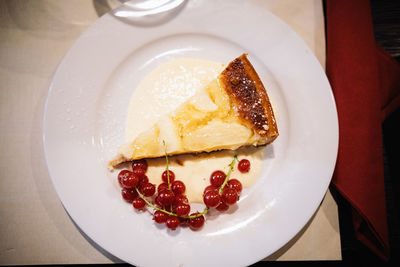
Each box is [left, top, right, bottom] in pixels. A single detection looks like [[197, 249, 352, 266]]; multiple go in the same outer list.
[[326, 0, 400, 261]]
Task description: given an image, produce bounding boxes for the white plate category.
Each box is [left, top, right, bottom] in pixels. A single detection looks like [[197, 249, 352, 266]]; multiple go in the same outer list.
[[43, 1, 338, 266]]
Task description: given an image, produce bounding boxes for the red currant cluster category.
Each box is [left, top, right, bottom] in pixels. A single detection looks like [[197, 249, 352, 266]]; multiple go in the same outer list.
[[116, 156, 251, 231], [203, 158, 250, 211], [117, 159, 206, 230]]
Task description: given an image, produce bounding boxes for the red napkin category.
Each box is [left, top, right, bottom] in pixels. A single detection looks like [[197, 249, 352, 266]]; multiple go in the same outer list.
[[326, 0, 400, 261]]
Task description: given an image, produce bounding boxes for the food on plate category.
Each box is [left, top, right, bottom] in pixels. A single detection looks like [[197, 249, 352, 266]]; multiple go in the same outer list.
[[111, 54, 279, 230], [109, 53, 278, 168]]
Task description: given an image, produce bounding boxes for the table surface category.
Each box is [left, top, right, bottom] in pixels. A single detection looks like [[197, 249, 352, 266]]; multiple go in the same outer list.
[[0, 0, 341, 264]]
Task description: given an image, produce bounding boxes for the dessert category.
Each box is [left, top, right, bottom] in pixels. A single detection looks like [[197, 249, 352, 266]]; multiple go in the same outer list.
[[111, 54, 279, 230], [109, 54, 278, 168]]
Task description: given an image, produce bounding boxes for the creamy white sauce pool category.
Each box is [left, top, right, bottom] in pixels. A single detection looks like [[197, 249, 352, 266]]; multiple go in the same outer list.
[[125, 58, 264, 203]]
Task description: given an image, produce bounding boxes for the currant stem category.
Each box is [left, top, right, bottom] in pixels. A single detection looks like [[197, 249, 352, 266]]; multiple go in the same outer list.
[[185, 207, 209, 219], [163, 140, 171, 190], [135, 187, 208, 219], [219, 155, 238, 194]]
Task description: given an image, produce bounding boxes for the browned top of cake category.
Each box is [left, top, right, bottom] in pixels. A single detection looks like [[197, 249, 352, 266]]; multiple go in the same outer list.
[[219, 54, 278, 140]]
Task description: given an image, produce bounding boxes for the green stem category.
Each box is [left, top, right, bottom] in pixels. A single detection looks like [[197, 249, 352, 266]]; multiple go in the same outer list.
[[184, 207, 209, 219], [163, 140, 171, 190], [219, 155, 238, 194]]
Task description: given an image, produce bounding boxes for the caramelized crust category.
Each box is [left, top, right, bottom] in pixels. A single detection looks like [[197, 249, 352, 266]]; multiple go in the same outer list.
[[219, 54, 278, 143]]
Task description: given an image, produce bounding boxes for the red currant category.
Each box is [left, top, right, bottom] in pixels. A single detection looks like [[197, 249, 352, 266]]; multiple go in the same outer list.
[[140, 182, 156, 197], [216, 201, 229, 212], [166, 216, 180, 230], [203, 190, 221, 208], [188, 213, 205, 230], [175, 203, 190, 217], [131, 159, 148, 172], [157, 182, 169, 193], [121, 172, 139, 189], [118, 170, 133, 186], [210, 170, 226, 187], [171, 180, 186, 195], [153, 210, 168, 224], [238, 159, 251, 173], [132, 167, 146, 178], [121, 187, 138, 202], [178, 216, 189, 226], [155, 195, 163, 207], [173, 194, 189, 206], [227, 179, 242, 194], [138, 175, 149, 186], [161, 170, 175, 184], [203, 185, 218, 195], [132, 197, 146, 210], [157, 190, 175, 207], [221, 188, 238, 205]]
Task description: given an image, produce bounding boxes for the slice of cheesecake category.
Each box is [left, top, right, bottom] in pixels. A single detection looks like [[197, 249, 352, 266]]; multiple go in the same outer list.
[[109, 54, 278, 168]]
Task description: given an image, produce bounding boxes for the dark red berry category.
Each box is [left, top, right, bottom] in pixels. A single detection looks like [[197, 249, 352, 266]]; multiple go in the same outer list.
[[118, 170, 133, 186], [132, 167, 146, 178], [227, 179, 242, 194], [153, 210, 168, 224], [157, 190, 175, 207], [157, 182, 169, 193], [178, 216, 189, 226], [173, 194, 189, 206], [203, 185, 218, 195], [238, 159, 250, 173], [175, 203, 190, 216], [132, 159, 148, 172], [216, 201, 229, 212], [121, 172, 139, 189], [155, 195, 163, 207], [203, 190, 221, 208], [140, 182, 156, 197], [121, 187, 138, 202], [162, 170, 175, 184], [188, 213, 205, 230], [171, 180, 186, 195], [166, 216, 180, 230], [132, 197, 146, 210], [221, 188, 238, 205], [138, 175, 149, 186], [210, 170, 226, 187]]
